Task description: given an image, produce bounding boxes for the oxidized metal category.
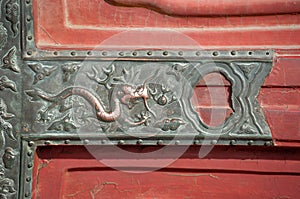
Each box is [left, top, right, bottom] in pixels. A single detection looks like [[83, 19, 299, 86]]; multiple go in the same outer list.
[[0, 23, 8, 50], [1, 47, 19, 73]]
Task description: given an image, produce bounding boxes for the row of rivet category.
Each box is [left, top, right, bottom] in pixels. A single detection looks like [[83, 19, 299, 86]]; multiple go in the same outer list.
[[25, 50, 272, 58], [33, 139, 273, 146], [25, 140, 34, 198]]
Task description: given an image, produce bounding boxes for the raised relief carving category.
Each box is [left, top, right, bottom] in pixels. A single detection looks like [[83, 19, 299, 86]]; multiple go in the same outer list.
[[62, 63, 81, 82], [24, 61, 272, 138], [2, 147, 18, 169], [0, 99, 16, 150], [0, 165, 16, 199], [1, 47, 19, 73], [237, 63, 259, 79], [27, 63, 57, 84], [0, 23, 8, 50], [5, 0, 19, 37], [47, 114, 78, 132], [0, 76, 17, 92], [26, 65, 163, 132]]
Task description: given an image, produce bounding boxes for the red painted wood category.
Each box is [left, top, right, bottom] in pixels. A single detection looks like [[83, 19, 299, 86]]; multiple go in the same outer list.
[[109, 0, 300, 16], [33, 0, 300, 50], [32, 146, 300, 199]]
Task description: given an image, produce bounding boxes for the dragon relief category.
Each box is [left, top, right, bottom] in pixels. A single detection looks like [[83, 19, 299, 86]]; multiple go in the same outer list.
[[25, 64, 185, 133]]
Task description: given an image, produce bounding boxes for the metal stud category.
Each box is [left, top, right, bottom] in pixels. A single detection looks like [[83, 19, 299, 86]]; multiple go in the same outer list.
[[27, 151, 32, 156], [265, 141, 272, 146], [27, 51, 32, 56], [83, 139, 89, 144], [212, 51, 219, 56], [26, 177, 31, 182], [44, 140, 51, 145], [157, 140, 164, 145], [230, 140, 236, 145], [27, 163, 33, 168], [28, 141, 34, 147], [119, 140, 125, 145], [26, 16, 31, 22], [248, 140, 254, 145], [194, 140, 200, 145], [64, 140, 70, 144], [211, 140, 218, 145], [137, 139, 143, 145]]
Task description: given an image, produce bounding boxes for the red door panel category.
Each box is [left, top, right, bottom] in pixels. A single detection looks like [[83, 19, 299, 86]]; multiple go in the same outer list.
[[33, 146, 300, 199]]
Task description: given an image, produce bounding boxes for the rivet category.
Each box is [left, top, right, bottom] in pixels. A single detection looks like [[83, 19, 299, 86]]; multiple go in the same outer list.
[[194, 140, 200, 145], [27, 151, 32, 156], [25, 192, 30, 197], [157, 140, 163, 145], [175, 140, 180, 145], [101, 140, 107, 144], [119, 140, 125, 145], [26, 16, 31, 22], [132, 51, 137, 56], [163, 51, 168, 56], [87, 51, 92, 56], [230, 51, 236, 56], [102, 51, 107, 56], [44, 140, 51, 145], [147, 51, 152, 56], [137, 139, 143, 145], [266, 51, 270, 56], [83, 139, 89, 144], [248, 51, 253, 56], [196, 51, 201, 56], [53, 51, 58, 55], [25, 0, 31, 4], [178, 51, 183, 56], [70, 51, 76, 56], [265, 141, 272, 146], [27, 163, 33, 168], [26, 177, 31, 182], [27, 36, 32, 40], [119, 52, 124, 56], [212, 51, 219, 56], [27, 51, 32, 56], [248, 140, 254, 145], [211, 140, 217, 145], [230, 140, 236, 145], [64, 140, 70, 144], [28, 141, 34, 147]]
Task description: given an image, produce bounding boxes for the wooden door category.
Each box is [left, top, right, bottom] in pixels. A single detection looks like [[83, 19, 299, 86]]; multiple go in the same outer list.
[[0, 0, 299, 198]]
